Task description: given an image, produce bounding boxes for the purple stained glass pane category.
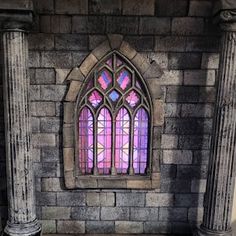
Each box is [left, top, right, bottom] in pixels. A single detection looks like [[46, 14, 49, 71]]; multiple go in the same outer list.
[[126, 90, 140, 107], [115, 108, 130, 174], [88, 90, 102, 107], [78, 107, 94, 174], [133, 108, 148, 174], [106, 58, 113, 67], [117, 70, 131, 90], [97, 108, 112, 174], [116, 58, 123, 67], [109, 90, 120, 102], [98, 70, 112, 90]]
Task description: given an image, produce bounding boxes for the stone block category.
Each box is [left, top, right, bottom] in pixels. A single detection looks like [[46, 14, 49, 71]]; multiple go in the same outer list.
[[40, 117, 60, 133], [28, 34, 54, 50], [178, 135, 211, 150], [201, 53, 220, 69], [160, 179, 191, 193], [41, 147, 60, 162], [56, 69, 71, 84], [144, 221, 172, 234], [161, 134, 178, 149], [160, 164, 177, 179], [33, 69, 55, 85], [153, 99, 165, 126], [35, 0, 54, 14], [175, 193, 204, 207], [159, 70, 183, 85], [51, 15, 72, 33], [57, 220, 85, 234], [163, 150, 192, 165], [181, 104, 214, 118], [41, 177, 63, 192], [42, 207, 71, 220], [71, 207, 100, 220], [188, 207, 204, 222], [116, 193, 145, 207], [89, 0, 121, 14], [108, 34, 123, 49], [155, 0, 188, 16], [30, 85, 40, 101], [31, 102, 56, 117], [177, 164, 208, 179], [29, 51, 40, 68], [132, 53, 150, 74], [127, 180, 152, 189], [86, 221, 115, 234], [193, 150, 210, 165], [89, 35, 107, 50], [63, 125, 74, 148], [123, 0, 155, 15], [41, 220, 56, 234], [97, 179, 126, 188], [159, 207, 188, 222], [165, 103, 181, 117], [119, 41, 137, 60], [80, 53, 98, 77], [41, 52, 72, 68], [55, 0, 88, 14], [146, 79, 163, 99], [31, 117, 40, 132], [166, 86, 199, 103], [155, 36, 186, 52], [32, 133, 56, 147], [130, 207, 159, 221], [63, 148, 75, 171], [168, 53, 202, 69], [92, 40, 111, 60], [64, 171, 76, 189], [65, 80, 83, 102], [86, 192, 115, 207], [126, 36, 154, 52], [34, 162, 60, 177], [63, 102, 75, 124], [191, 179, 207, 193], [106, 16, 139, 34], [36, 192, 56, 206], [40, 15, 51, 33], [184, 70, 215, 86], [55, 34, 88, 50], [41, 85, 67, 101], [189, 1, 212, 17], [115, 221, 143, 234], [77, 179, 98, 188], [72, 16, 105, 34], [57, 192, 85, 206], [143, 52, 168, 69], [172, 17, 204, 35], [140, 17, 171, 35], [146, 193, 174, 207], [101, 207, 129, 220]]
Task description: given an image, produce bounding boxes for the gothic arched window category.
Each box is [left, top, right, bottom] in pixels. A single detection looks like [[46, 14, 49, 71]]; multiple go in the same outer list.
[[76, 52, 152, 176]]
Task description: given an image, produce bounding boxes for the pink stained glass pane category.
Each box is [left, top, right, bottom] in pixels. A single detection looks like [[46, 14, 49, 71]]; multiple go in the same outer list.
[[126, 90, 140, 107], [116, 58, 123, 67], [106, 58, 113, 67], [78, 107, 94, 174], [133, 108, 148, 174], [97, 108, 112, 174], [98, 70, 112, 90], [115, 108, 130, 174], [117, 70, 131, 90], [88, 90, 102, 108]]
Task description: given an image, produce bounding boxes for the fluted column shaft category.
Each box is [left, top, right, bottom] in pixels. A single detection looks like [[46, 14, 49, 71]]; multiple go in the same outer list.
[[197, 22, 236, 236], [2, 30, 41, 236]]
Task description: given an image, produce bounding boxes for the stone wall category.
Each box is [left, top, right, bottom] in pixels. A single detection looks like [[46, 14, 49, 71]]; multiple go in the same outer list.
[[0, 0, 220, 234]]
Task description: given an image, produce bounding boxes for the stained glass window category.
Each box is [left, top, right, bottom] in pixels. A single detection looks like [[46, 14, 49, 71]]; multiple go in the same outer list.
[[77, 53, 151, 176]]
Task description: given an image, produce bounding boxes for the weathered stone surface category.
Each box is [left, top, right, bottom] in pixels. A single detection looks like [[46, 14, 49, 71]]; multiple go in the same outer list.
[[89, 0, 121, 14], [189, 1, 212, 17], [31, 102, 56, 117], [41, 85, 67, 101], [184, 70, 215, 86], [101, 207, 129, 220], [108, 34, 123, 49], [116, 193, 145, 207], [146, 193, 174, 207], [80, 53, 98, 76], [40, 117, 60, 133], [32, 133, 56, 147], [57, 192, 85, 206], [153, 99, 165, 126], [155, 36, 186, 52], [63, 148, 75, 171], [86, 221, 115, 234], [123, 0, 155, 15], [65, 80, 83, 102], [41, 178, 63, 192], [130, 207, 159, 221], [163, 150, 192, 164], [41, 52, 72, 68], [55, 0, 88, 14], [115, 221, 143, 234], [63, 125, 74, 148], [42, 207, 71, 220], [57, 220, 85, 234], [92, 40, 111, 60], [119, 41, 137, 59], [159, 208, 188, 221], [41, 220, 56, 234], [56, 69, 71, 84], [71, 207, 100, 220]]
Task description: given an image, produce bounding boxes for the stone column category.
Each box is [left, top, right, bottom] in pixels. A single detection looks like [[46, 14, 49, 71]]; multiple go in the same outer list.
[[0, 2, 41, 236], [196, 8, 236, 236]]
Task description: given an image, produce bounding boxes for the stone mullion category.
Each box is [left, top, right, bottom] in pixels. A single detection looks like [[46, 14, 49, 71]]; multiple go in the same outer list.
[[198, 30, 236, 236], [2, 30, 41, 236]]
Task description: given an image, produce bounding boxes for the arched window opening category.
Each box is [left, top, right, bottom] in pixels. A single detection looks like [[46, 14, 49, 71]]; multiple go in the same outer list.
[[77, 52, 151, 176]]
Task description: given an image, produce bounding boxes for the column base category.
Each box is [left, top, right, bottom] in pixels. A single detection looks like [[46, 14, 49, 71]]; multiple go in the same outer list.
[[194, 225, 232, 236], [2, 219, 41, 236]]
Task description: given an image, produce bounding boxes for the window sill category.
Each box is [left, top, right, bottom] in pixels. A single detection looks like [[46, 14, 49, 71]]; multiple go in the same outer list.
[[64, 171, 160, 190]]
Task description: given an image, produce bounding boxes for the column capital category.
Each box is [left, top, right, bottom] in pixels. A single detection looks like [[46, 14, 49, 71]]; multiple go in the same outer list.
[[213, 0, 236, 31], [0, 0, 34, 31]]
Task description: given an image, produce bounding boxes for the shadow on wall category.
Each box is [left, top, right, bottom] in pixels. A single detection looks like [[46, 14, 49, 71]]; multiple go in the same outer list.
[[161, 34, 220, 234], [0, 35, 8, 233]]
